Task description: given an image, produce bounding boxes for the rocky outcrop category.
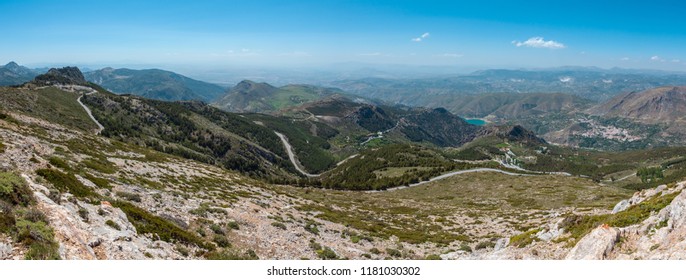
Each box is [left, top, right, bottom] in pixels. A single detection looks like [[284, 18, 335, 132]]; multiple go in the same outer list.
[[22, 174, 184, 260], [565, 224, 620, 260], [611, 186, 686, 260], [32, 66, 87, 86]]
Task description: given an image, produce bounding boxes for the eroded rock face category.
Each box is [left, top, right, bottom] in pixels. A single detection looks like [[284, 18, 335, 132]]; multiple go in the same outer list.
[[612, 189, 686, 260], [22, 174, 183, 260], [565, 224, 620, 260]]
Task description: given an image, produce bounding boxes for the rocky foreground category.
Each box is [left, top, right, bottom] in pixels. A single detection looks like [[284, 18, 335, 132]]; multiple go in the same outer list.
[[441, 181, 686, 260]]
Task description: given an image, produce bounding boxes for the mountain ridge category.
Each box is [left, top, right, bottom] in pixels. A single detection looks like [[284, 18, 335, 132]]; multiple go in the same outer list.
[[589, 86, 686, 123], [84, 67, 226, 102], [213, 80, 346, 113]]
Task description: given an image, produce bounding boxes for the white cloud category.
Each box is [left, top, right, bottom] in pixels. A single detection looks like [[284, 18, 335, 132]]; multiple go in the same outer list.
[[620, 57, 630, 61], [672, 59, 681, 63], [358, 52, 382, 56], [651, 55, 666, 62], [512, 37, 565, 49], [412, 32, 430, 42]]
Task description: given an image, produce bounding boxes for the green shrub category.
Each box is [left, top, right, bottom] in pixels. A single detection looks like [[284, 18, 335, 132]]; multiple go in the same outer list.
[[475, 241, 496, 250], [16, 208, 48, 224], [210, 223, 224, 235], [175, 245, 190, 257], [205, 249, 259, 260], [213, 235, 231, 248], [105, 220, 121, 230], [82, 157, 117, 174], [48, 157, 70, 170], [369, 248, 381, 255], [189, 203, 227, 217], [116, 191, 142, 202], [36, 169, 95, 198], [386, 248, 402, 258], [79, 207, 89, 223], [509, 229, 540, 248], [271, 222, 287, 230], [304, 222, 319, 235], [316, 247, 338, 260], [112, 200, 211, 249], [227, 221, 240, 230], [25, 241, 60, 260], [0, 201, 15, 232], [459, 243, 473, 252], [425, 254, 442, 260], [0, 172, 34, 206], [83, 173, 112, 190], [309, 239, 322, 251], [14, 219, 60, 260]]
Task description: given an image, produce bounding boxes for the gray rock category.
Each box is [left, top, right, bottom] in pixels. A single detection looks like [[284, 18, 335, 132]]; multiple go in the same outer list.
[[565, 224, 620, 260], [0, 242, 12, 260], [612, 199, 630, 214], [494, 238, 510, 251]]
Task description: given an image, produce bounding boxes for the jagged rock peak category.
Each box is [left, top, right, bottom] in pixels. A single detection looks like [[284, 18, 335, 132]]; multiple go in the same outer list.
[[33, 66, 87, 86]]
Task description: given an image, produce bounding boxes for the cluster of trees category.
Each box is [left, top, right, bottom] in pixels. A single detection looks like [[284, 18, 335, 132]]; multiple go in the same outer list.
[[636, 167, 664, 183]]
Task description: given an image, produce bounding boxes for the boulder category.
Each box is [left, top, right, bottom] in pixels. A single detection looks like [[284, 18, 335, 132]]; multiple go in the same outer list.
[[0, 242, 11, 260], [612, 199, 630, 214], [565, 224, 620, 260]]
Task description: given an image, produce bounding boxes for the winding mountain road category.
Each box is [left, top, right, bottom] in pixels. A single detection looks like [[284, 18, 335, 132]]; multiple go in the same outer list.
[[77, 92, 104, 135], [275, 132, 320, 177], [369, 168, 535, 192], [55, 85, 104, 135]]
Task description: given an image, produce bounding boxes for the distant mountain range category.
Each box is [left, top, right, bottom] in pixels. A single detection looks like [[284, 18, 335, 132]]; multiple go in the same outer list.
[[420, 92, 593, 119], [0, 61, 41, 86], [212, 80, 349, 113], [330, 68, 686, 103], [84, 68, 226, 102]]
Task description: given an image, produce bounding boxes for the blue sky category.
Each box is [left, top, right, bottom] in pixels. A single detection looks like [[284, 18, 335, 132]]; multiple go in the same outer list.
[[1, 0, 685, 71]]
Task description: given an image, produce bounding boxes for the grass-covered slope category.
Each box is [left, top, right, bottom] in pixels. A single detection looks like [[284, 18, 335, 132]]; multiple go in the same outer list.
[[0, 86, 99, 132]]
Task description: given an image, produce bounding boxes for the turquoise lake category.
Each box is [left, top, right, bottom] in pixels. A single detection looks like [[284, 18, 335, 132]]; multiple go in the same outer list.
[[465, 119, 487, 126]]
